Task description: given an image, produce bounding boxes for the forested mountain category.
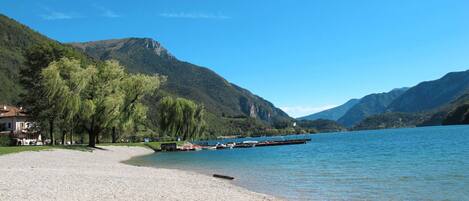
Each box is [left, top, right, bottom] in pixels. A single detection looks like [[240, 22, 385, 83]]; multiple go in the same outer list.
[[337, 88, 408, 127], [296, 119, 346, 133], [354, 91, 469, 130], [0, 14, 54, 104], [302, 69, 469, 130], [0, 14, 292, 137], [298, 99, 359, 121], [387, 70, 469, 113], [69, 38, 292, 133]]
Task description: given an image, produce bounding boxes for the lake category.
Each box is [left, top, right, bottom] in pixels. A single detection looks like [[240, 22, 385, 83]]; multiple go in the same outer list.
[[128, 125, 469, 200]]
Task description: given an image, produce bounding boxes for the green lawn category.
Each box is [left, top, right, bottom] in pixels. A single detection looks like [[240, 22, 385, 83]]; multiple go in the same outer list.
[[0, 145, 92, 156], [0, 141, 184, 156], [0, 146, 53, 155]]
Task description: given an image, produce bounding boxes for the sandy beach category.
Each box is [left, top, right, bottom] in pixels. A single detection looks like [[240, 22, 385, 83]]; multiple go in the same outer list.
[[0, 146, 279, 201]]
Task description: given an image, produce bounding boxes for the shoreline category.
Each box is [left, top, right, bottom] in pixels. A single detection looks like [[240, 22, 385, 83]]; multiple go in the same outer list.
[[0, 146, 280, 201]]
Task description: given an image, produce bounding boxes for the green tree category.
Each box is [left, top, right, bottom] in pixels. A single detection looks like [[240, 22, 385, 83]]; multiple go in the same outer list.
[[80, 60, 163, 147], [158, 97, 206, 140], [21, 42, 85, 145], [41, 58, 163, 147], [41, 58, 93, 145]]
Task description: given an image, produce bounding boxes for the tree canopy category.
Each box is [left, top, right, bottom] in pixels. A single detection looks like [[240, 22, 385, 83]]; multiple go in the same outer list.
[[41, 58, 164, 147], [158, 97, 206, 141]]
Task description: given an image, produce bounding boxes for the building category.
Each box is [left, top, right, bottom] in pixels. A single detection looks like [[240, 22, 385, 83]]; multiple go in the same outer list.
[[0, 105, 40, 145]]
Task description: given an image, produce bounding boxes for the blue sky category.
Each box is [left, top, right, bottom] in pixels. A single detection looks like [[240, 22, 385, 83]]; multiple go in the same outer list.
[[2, 0, 469, 117]]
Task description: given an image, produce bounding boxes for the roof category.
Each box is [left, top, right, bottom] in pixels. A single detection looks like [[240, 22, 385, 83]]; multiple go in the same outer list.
[[0, 105, 27, 118]]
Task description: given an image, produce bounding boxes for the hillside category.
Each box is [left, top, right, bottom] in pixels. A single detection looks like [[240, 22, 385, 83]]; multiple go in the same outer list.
[[354, 92, 469, 130], [352, 112, 428, 131], [298, 99, 359, 121], [337, 88, 408, 127], [0, 14, 292, 137], [0, 14, 54, 104], [296, 119, 346, 133], [69, 38, 292, 134], [387, 70, 469, 113]]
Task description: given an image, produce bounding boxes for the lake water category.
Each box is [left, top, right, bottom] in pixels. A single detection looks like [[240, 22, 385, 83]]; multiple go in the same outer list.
[[128, 126, 469, 200]]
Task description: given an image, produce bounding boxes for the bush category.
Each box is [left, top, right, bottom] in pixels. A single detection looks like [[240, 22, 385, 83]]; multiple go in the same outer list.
[[0, 135, 14, 146]]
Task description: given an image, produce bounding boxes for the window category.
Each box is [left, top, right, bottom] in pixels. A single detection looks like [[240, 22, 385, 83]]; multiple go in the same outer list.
[[7, 123, 11, 129]]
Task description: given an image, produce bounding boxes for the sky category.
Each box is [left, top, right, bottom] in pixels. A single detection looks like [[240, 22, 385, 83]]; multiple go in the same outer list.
[[2, 0, 469, 117]]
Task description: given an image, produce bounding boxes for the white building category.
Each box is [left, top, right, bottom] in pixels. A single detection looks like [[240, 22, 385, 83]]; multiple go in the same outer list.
[[0, 105, 40, 145]]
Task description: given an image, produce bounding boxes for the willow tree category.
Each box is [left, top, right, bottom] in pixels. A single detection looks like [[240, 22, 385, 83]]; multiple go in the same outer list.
[[41, 58, 93, 144], [80, 60, 163, 147], [158, 97, 206, 140], [41, 58, 164, 147], [109, 73, 165, 143], [21, 43, 80, 145]]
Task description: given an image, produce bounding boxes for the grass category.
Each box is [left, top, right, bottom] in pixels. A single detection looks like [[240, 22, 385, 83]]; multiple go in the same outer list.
[[0, 145, 93, 156], [0, 146, 52, 156], [0, 141, 184, 156]]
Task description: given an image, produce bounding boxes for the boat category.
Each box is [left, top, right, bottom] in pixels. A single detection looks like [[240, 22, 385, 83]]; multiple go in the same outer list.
[[215, 143, 227, 149], [226, 142, 236, 149]]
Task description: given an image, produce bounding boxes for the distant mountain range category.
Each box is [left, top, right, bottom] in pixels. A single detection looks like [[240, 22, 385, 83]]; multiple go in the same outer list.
[[0, 14, 292, 136], [387, 70, 469, 112], [298, 99, 359, 121], [337, 88, 408, 127], [301, 70, 469, 129]]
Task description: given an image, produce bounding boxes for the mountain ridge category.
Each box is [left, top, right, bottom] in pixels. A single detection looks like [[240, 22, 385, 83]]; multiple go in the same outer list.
[[69, 37, 293, 134], [337, 88, 408, 127], [298, 99, 359, 121]]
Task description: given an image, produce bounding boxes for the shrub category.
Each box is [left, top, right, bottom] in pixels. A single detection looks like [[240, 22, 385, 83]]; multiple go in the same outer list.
[[0, 135, 14, 146]]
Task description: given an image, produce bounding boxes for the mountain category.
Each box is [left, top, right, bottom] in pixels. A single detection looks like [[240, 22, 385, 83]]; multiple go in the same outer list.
[[0, 14, 91, 106], [353, 112, 428, 130], [298, 99, 359, 121], [354, 70, 469, 130], [0, 13, 291, 136], [69, 38, 292, 134], [387, 70, 469, 113], [354, 89, 469, 130], [0, 14, 53, 104], [337, 88, 408, 127], [296, 119, 346, 133]]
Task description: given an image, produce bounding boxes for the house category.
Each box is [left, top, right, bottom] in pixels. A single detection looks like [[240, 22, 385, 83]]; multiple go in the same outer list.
[[0, 105, 40, 145]]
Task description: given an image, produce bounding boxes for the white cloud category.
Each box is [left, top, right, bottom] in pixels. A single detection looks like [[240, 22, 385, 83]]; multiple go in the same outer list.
[[159, 12, 230, 20], [94, 4, 120, 18], [280, 105, 338, 118], [102, 10, 120, 18], [40, 7, 82, 20]]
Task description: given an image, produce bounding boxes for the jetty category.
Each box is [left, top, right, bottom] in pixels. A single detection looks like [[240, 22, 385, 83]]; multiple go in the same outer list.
[[212, 138, 310, 150], [156, 138, 311, 152]]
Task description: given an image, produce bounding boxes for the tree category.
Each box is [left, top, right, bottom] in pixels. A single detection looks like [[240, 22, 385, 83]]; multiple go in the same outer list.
[[21, 42, 84, 145], [41, 58, 93, 145], [110, 73, 166, 143], [80, 60, 163, 147], [158, 97, 206, 141], [41, 58, 164, 147]]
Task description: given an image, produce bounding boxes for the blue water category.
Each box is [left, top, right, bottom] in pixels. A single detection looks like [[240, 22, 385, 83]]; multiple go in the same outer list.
[[129, 126, 469, 200]]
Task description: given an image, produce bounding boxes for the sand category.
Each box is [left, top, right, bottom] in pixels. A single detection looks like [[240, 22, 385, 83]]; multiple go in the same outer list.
[[0, 146, 280, 201]]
